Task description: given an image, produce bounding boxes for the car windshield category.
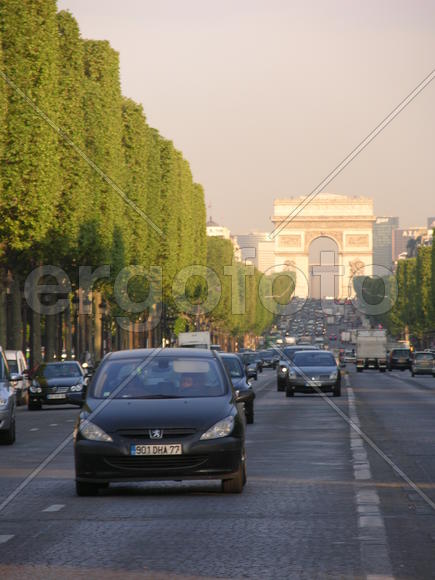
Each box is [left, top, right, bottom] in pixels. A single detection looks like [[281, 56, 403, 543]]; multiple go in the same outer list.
[[6, 359, 18, 373], [393, 349, 410, 357], [293, 352, 336, 367], [415, 353, 433, 361], [92, 356, 226, 399], [262, 352, 273, 360], [222, 357, 243, 378], [40, 363, 82, 378], [242, 353, 256, 363]]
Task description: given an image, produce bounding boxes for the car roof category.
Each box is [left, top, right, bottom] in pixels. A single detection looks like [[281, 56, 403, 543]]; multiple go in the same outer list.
[[105, 348, 216, 360]]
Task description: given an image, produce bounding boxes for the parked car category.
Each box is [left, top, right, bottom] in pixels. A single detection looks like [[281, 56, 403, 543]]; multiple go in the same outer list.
[[28, 361, 88, 410], [220, 353, 255, 424], [276, 345, 319, 392], [0, 347, 16, 444], [285, 350, 341, 398], [388, 348, 412, 371], [411, 351, 435, 377], [5, 349, 30, 406], [74, 348, 247, 496]]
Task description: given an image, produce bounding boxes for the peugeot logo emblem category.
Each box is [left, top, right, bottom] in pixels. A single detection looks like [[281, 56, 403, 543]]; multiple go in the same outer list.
[[149, 429, 163, 439]]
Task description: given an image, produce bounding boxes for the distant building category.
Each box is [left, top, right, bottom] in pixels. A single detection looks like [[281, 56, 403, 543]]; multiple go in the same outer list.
[[206, 217, 230, 240], [257, 240, 275, 273], [235, 232, 268, 268], [373, 216, 399, 270], [393, 227, 429, 260], [427, 217, 435, 230]]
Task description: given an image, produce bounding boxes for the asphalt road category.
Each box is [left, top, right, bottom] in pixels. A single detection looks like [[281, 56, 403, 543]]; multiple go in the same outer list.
[[1, 366, 435, 579]]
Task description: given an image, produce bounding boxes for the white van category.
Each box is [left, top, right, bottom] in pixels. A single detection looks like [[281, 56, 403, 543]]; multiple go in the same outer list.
[[5, 350, 29, 405]]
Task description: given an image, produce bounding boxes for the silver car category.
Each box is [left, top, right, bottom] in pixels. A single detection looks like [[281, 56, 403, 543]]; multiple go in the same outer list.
[[0, 348, 16, 445], [5, 349, 29, 406]]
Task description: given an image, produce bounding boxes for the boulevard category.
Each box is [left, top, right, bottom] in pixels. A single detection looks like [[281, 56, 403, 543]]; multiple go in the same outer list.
[[1, 366, 435, 579]]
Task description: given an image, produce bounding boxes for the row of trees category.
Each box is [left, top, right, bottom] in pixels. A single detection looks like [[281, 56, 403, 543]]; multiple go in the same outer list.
[[0, 1, 273, 365]]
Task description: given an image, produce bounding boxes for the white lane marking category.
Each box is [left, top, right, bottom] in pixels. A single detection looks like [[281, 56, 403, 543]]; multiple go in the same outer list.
[[346, 376, 394, 580], [49, 423, 58, 427], [66, 419, 75, 422], [42, 504, 65, 513], [0, 535, 14, 544], [29, 428, 39, 432]]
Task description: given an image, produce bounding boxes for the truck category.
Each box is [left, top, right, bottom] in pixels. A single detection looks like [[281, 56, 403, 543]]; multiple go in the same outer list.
[[340, 331, 351, 343], [355, 329, 387, 372], [177, 331, 211, 349]]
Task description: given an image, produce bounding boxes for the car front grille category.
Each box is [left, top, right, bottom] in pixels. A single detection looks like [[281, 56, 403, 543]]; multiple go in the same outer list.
[[43, 386, 70, 394], [104, 455, 208, 471], [116, 428, 197, 440]]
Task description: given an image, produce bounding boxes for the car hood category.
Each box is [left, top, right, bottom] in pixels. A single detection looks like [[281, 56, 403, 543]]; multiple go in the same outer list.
[[291, 365, 337, 377], [231, 377, 250, 390], [83, 396, 234, 432], [37, 377, 83, 387]]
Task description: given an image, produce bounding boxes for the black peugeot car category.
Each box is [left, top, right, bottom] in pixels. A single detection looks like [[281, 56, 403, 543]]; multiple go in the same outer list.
[[28, 361, 88, 410], [220, 353, 255, 424], [74, 348, 247, 496]]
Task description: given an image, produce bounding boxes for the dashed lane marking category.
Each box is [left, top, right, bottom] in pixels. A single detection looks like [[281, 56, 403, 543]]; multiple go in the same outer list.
[[49, 424, 59, 427], [0, 535, 14, 544], [29, 428, 39, 432], [346, 375, 394, 580], [42, 504, 65, 513]]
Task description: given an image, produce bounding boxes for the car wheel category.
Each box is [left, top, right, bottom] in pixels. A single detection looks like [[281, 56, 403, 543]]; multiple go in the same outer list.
[[28, 400, 42, 411], [333, 384, 341, 397], [75, 481, 101, 496], [356, 368, 363, 373], [0, 418, 16, 445], [277, 379, 285, 392], [388, 367, 392, 372], [246, 406, 254, 424], [222, 463, 244, 494], [285, 386, 294, 397], [380, 368, 386, 373]]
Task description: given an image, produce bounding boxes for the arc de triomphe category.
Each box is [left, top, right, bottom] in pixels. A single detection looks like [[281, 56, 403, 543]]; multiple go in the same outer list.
[[271, 193, 375, 299]]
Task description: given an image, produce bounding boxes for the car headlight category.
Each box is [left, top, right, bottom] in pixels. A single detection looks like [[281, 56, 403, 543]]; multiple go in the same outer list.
[[329, 371, 338, 380], [30, 385, 42, 393], [0, 397, 8, 407], [280, 366, 288, 373], [200, 415, 235, 440], [79, 420, 113, 442], [70, 384, 83, 392]]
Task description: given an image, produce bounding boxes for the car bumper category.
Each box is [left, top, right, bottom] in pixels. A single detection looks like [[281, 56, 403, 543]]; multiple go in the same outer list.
[[412, 368, 434, 375], [75, 436, 243, 483], [29, 393, 83, 406], [288, 379, 338, 393]]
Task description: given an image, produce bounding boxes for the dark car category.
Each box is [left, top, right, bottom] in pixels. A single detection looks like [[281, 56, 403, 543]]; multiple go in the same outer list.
[[74, 348, 247, 496], [276, 345, 319, 392], [411, 351, 435, 377], [237, 352, 258, 380], [259, 350, 276, 369], [388, 348, 412, 371], [285, 350, 341, 398], [28, 361, 88, 410], [220, 353, 255, 424]]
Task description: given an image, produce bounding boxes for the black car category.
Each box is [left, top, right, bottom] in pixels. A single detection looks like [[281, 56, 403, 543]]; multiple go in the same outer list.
[[259, 350, 277, 369], [220, 353, 256, 424], [236, 352, 258, 380], [285, 350, 341, 398], [387, 348, 412, 371], [276, 345, 319, 392], [28, 361, 88, 410], [74, 348, 247, 496]]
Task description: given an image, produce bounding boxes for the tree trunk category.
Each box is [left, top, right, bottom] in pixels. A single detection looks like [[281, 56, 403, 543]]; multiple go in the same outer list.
[[10, 275, 23, 350], [30, 308, 42, 369], [45, 313, 57, 361], [93, 292, 102, 362], [0, 272, 7, 348]]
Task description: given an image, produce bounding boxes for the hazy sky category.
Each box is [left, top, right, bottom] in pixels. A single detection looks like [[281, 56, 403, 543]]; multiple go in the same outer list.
[[58, 0, 435, 233]]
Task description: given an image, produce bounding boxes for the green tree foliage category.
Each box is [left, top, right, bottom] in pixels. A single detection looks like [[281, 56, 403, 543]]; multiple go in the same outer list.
[[0, 0, 60, 261]]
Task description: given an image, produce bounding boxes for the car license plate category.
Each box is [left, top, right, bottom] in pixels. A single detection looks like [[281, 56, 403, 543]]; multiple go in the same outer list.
[[47, 393, 66, 399], [131, 444, 182, 456]]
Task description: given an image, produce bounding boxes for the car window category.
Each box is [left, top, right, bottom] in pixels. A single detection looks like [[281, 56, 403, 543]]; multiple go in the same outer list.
[[293, 352, 336, 367], [222, 357, 244, 378], [92, 356, 227, 399], [6, 359, 18, 374], [415, 353, 433, 361], [0, 354, 10, 380], [392, 349, 410, 357], [40, 363, 82, 378]]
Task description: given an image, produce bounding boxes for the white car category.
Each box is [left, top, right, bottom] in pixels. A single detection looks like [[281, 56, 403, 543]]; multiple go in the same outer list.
[[5, 350, 30, 406]]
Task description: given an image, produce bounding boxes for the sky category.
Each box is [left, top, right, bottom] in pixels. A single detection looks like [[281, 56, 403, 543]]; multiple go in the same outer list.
[[58, 0, 435, 234]]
